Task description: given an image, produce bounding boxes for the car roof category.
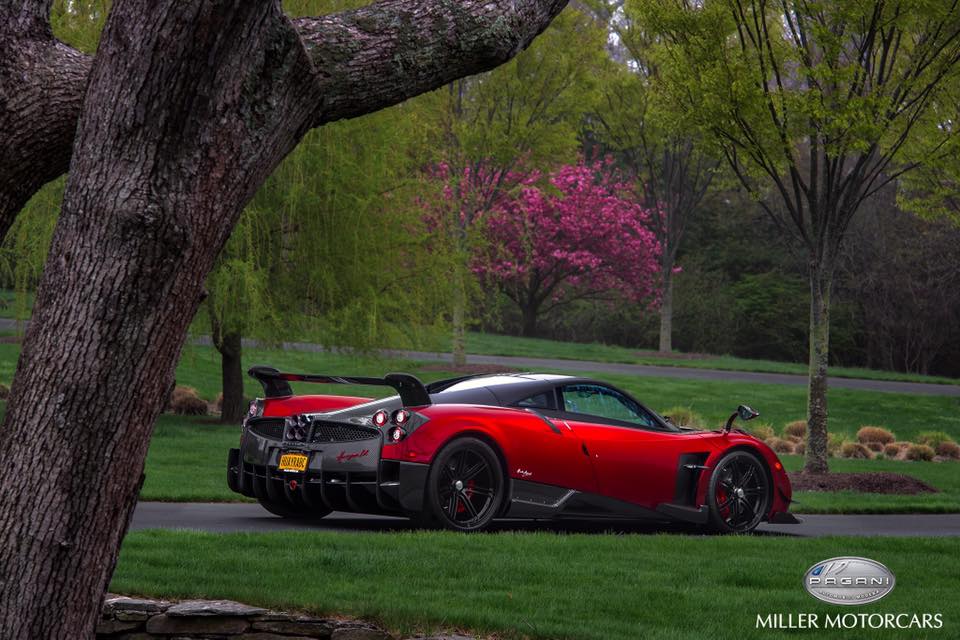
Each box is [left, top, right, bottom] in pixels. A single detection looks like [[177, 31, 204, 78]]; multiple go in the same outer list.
[[429, 372, 596, 407]]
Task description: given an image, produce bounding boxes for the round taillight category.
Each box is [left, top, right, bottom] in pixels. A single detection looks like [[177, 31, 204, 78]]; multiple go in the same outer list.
[[393, 409, 410, 425], [372, 410, 389, 427], [389, 426, 406, 442]]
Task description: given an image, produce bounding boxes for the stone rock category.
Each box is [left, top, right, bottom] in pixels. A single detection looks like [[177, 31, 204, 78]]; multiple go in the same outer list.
[[240, 634, 317, 640], [115, 610, 150, 622], [252, 618, 333, 636], [104, 595, 169, 614], [331, 623, 393, 640], [95, 617, 143, 635], [145, 613, 250, 635], [166, 599, 268, 617]]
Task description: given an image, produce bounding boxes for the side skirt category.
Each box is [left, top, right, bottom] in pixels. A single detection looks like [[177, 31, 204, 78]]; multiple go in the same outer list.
[[506, 479, 671, 522]]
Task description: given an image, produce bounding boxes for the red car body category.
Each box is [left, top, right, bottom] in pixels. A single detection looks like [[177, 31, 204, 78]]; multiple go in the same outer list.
[[227, 368, 797, 532]]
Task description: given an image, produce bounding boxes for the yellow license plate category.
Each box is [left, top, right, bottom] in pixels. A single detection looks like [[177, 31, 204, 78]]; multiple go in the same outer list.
[[278, 452, 308, 472]]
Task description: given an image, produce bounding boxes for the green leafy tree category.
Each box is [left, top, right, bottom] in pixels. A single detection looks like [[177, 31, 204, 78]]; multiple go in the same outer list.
[[636, 0, 960, 472], [588, 3, 719, 352]]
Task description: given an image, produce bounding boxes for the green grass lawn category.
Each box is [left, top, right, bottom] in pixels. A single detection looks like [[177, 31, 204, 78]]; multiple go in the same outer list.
[[781, 455, 960, 514], [425, 331, 960, 386], [113, 529, 958, 640]]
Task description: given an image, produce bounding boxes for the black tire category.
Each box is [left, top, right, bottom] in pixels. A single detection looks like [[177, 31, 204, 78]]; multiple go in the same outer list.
[[425, 437, 505, 532], [707, 450, 770, 533], [257, 498, 331, 520]]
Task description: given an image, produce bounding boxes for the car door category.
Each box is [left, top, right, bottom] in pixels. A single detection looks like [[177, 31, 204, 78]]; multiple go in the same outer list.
[[507, 390, 599, 494], [556, 383, 683, 508]]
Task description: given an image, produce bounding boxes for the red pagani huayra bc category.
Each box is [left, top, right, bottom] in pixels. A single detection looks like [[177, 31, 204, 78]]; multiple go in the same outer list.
[[227, 367, 799, 533]]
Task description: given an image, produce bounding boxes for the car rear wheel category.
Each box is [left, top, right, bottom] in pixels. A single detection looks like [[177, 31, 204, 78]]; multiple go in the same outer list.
[[257, 498, 331, 520], [426, 437, 504, 532], [707, 450, 770, 533]]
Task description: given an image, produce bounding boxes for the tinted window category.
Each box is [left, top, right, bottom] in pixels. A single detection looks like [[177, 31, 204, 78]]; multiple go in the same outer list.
[[560, 384, 659, 428], [515, 392, 554, 410]]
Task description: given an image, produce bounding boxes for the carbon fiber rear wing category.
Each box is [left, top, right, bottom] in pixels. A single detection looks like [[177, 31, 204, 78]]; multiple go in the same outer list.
[[248, 366, 431, 407]]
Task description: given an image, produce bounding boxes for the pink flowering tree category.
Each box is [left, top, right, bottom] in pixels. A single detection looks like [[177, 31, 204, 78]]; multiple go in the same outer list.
[[477, 159, 662, 337]]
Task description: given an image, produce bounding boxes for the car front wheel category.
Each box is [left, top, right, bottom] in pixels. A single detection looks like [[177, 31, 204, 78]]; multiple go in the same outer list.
[[426, 437, 504, 532], [707, 450, 770, 533]]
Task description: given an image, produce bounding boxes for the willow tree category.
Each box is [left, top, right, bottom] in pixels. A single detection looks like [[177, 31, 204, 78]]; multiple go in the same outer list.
[[636, 0, 960, 473], [0, 0, 569, 637], [426, 6, 607, 362]]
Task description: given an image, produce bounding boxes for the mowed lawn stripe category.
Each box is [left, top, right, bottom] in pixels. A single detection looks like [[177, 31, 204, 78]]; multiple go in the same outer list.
[[113, 530, 959, 640]]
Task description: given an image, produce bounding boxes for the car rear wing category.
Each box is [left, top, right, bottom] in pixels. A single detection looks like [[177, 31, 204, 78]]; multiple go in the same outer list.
[[247, 366, 431, 407]]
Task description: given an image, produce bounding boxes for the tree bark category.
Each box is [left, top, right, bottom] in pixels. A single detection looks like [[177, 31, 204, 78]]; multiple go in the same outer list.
[[218, 331, 246, 424], [521, 302, 539, 338], [212, 317, 247, 424], [0, 1, 567, 636], [804, 263, 832, 474], [658, 265, 673, 353], [0, 2, 91, 235]]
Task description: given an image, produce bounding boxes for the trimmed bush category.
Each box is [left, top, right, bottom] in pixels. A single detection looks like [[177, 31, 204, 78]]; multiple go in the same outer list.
[[662, 406, 704, 429], [906, 444, 936, 462], [765, 437, 794, 455], [786, 435, 802, 444], [841, 442, 872, 459], [884, 443, 902, 457], [793, 441, 806, 455], [865, 441, 884, 453], [827, 433, 848, 456], [170, 386, 208, 416], [783, 420, 807, 439], [936, 441, 960, 460], [916, 431, 955, 449], [215, 392, 224, 413], [857, 426, 895, 445], [747, 423, 775, 441]]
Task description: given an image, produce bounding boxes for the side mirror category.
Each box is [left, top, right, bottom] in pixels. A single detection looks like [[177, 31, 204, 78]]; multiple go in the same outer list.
[[724, 404, 760, 434]]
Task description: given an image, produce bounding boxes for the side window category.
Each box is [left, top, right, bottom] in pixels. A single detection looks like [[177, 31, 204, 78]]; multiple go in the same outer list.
[[515, 392, 554, 410], [560, 384, 658, 428]]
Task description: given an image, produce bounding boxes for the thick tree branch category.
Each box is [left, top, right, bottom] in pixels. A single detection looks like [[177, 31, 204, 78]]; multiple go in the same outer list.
[[0, 2, 91, 236], [295, 0, 569, 125]]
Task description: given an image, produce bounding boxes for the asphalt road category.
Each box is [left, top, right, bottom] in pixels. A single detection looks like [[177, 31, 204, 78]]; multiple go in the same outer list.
[[131, 502, 960, 537]]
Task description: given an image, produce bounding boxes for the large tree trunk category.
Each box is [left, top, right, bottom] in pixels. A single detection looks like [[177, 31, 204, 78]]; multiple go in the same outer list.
[[213, 323, 247, 424], [0, 1, 567, 636], [658, 265, 674, 353], [451, 264, 467, 367], [0, 4, 320, 636], [521, 302, 539, 338], [804, 263, 832, 474]]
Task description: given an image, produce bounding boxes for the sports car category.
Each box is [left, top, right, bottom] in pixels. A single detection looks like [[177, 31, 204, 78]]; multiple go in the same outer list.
[[227, 367, 799, 532]]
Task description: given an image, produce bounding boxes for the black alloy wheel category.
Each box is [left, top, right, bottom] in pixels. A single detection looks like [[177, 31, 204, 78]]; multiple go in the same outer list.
[[707, 450, 770, 533], [426, 437, 504, 531]]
